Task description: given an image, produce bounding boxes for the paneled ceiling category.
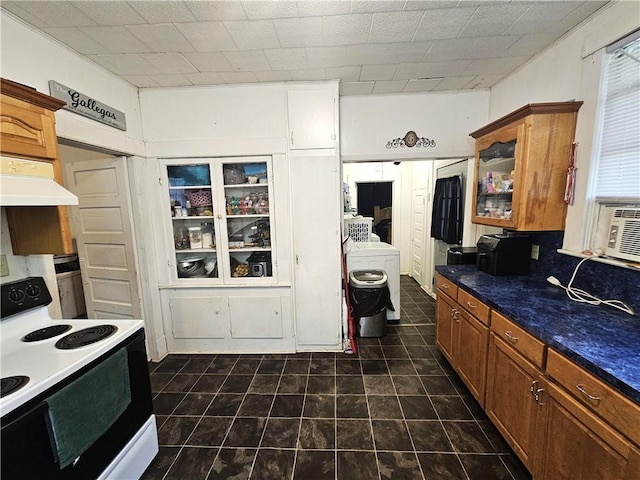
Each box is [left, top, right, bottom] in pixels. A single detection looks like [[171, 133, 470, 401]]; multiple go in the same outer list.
[[2, 1, 609, 95]]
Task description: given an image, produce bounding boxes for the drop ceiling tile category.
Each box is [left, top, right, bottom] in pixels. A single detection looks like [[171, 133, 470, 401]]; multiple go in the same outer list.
[[394, 59, 472, 80], [184, 1, 248, 21], [459, 3, 530, 38], [265, 48, 307, 70], [322, 14, 372, 46], [273, 17, 323, 48], [43, 27, 110, 55], [224, 50, 271, 71], [9, 1, 96, 27], [384, 41, 431, 64], [290, 68, 326, 81], [73, 2, 147, 26], [432, 76, 475, 91], [148, 74, 192, 87], [253, 70, 293, 82], [404, 1, 456, 10], [326, 65, 361, 82], [346, 44, 390, 65], [129, 1, 197, 24], [464, 74, 503, 89], [360, 64, 398, 81], [306, 46, 347, 68], [414, 6, 477, 41], [1, 2, 49, 28], [350, 1, 403, 13], [297, 1, 350, 17], [175, 22, 237, 52], [184, 71, 226, 85], [505, 32, 562, 57], [340, 81, 375, 95], [241, 1, 299, 20], [126, 24, 194, 53], [369, 11, 423, 43], [462, 35, 520, 59], [551, 1, 609, 35], [463, 55, 530, 76], [219, 71, 260, 83], [141, 53, 198, 74], [424, 38, 475, 62], [224, 19, 280, 50], [79, 26, 153, 54], [88, 54, 160, 75], [402, 78, 441, 92], [372, 80, 408, 94], [182, 52, 234, 72], [121, 75, 160, 88]]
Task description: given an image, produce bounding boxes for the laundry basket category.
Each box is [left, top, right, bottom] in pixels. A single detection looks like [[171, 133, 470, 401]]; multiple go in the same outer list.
[[344, 216, 373, 242]]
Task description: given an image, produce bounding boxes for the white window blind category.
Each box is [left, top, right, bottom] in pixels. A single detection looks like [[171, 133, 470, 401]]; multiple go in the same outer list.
[[594, 36, 640, 201]]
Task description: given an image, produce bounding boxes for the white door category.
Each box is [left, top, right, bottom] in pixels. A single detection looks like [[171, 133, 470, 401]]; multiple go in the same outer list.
[[411, 187, 427, 285], [65, 157, 142, 319]]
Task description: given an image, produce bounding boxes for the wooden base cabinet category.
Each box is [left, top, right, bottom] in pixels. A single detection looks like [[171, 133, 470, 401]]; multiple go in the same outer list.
[[436, 278, 489, 405], [535, 379, 639, 480]]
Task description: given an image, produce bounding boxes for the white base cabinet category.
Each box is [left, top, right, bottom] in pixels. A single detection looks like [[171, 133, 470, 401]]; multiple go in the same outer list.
[[162, 288, 294, 353]]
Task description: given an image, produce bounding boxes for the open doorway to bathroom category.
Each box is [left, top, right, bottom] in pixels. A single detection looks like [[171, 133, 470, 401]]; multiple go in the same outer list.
[[356, 181, 393, 243]]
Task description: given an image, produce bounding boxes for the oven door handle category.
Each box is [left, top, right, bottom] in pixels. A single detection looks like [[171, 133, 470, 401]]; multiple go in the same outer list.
[[1, 401, 49, 432]]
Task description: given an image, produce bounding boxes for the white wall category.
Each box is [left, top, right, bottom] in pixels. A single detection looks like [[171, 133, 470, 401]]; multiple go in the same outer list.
[[488, 1, 640, 253], [1, 14, 145, 156], [340, 90, 489, 161]]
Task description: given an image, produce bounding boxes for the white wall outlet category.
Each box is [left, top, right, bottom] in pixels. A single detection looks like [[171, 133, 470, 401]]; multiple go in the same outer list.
[[531, 244, 540, 260], [0, 254, 9, 277]]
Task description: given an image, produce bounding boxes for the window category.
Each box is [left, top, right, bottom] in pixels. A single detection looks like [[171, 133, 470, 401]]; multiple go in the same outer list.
[[593, 34, 640, 202]]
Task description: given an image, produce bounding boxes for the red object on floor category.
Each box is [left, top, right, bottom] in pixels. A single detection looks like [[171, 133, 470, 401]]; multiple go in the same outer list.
[[341, 239, 357, 355]]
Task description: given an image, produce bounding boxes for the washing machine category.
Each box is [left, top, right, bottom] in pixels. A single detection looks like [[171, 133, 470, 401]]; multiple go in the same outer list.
[[346, 242, 400, 321]]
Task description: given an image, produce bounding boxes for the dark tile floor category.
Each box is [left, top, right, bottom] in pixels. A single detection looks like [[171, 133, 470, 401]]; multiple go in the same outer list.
[[142, 276, 532, 480]]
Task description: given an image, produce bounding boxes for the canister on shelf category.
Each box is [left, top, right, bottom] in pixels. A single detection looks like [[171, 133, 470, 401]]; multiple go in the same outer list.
[[201, 222, 214, 248], [188, 226, 203, 248]]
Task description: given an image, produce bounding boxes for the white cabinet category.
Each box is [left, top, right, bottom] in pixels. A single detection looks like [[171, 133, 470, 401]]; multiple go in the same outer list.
[[287, 88, 336, 150], [169, 295, 227, 339], [160, 156, 275, 285]]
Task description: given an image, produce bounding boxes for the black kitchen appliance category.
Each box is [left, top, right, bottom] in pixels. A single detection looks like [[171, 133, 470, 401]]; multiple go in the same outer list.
[[248, 251, 272, 277], [476, 233, 532, 275], [446, 246, 478, 265]]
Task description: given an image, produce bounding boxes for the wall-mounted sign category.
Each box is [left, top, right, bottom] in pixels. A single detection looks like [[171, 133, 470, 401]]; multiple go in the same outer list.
[[48, 81, 126, 131], [386, 131, 436, 149]]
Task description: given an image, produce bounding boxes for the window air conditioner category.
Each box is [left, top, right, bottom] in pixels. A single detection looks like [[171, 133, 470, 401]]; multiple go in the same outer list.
[[606, 207, 640, 262]]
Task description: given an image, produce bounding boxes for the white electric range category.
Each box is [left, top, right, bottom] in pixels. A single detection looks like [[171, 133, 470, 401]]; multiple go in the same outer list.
[[0, 277, 158, 480]]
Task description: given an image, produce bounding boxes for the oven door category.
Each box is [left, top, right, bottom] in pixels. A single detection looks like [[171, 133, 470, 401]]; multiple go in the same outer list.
[[1, 329, 154, 480]]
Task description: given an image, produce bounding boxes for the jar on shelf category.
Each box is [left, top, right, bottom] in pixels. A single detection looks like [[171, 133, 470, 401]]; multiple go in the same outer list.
[[201, 222, 214, 248], [188, 226, 203, 249]]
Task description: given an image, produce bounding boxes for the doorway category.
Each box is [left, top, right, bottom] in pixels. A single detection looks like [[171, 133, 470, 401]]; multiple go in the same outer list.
[[356, 181, 392, 243]]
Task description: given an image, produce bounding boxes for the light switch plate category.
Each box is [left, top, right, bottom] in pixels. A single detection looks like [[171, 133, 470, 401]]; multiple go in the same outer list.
[[531, 244, 540, 260], [0, 254, 9, 277]]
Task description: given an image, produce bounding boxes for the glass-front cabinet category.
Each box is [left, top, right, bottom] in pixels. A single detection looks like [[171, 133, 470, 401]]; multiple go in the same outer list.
[[475, 139, 516, 225], [161, 157, 275, 284]]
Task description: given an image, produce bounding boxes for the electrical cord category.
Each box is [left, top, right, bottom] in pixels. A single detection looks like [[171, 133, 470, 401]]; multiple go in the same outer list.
[[546, 256, 635, 315]]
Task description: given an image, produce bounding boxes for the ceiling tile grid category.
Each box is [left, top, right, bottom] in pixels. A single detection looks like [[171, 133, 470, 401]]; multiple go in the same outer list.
[[1, 0, 609, 95]]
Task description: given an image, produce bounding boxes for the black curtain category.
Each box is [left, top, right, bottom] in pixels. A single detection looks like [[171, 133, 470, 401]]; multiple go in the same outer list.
[[430, 176, 462, 244]]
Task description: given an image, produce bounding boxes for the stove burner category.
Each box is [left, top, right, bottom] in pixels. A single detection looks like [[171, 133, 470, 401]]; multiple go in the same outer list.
[[1, 376, 30, 398], [55, 325, 118, 350], [22, 324, 72, 342]]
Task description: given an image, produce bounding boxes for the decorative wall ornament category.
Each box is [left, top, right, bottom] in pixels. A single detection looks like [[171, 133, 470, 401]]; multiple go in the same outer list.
[[386, 131, 436, 149]]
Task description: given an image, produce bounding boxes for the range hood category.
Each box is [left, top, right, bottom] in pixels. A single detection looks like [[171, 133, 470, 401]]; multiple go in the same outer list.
[[1, 157, 78, 206]]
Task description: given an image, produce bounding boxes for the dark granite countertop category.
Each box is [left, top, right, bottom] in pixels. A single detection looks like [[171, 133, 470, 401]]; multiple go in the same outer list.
[[435, 264, 640, 405]]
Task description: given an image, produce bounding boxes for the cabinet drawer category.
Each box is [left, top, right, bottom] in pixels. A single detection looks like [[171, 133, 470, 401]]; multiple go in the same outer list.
[[490, 311, 545, 368], [436, 274, 458, 301], [546, 348, 640, 447], [458, 289, 490, 325]]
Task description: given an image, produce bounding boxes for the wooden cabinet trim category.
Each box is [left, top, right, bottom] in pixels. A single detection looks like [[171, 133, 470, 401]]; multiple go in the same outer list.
[[436, 273, 458, 302], [469, 101, 583, 139], [1, 78, 66, 111]]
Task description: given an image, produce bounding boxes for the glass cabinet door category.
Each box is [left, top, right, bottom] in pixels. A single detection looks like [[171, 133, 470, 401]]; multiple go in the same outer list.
[[221, 160, 273, 279], [475, 140, 516, 222], [166, 163, 219, 280]]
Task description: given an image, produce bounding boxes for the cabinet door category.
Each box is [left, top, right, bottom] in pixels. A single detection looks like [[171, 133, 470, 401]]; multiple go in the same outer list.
[[485, 332, 543, 471], [536, 379, 634, 480], [435, 291, 456, 363], [455, 309, 489, 405], [169, 295, 227, 339], [229, 296, 286, 339], [287, 89, 335, 149]]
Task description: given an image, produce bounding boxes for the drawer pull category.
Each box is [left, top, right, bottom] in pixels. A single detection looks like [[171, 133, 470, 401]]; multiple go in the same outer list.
[[534, 387, 545, 405], [504, 331, 519, 343], [530, 380, 539, 395], [441, 283, 450, 289], [576, 384, 601, 405], [466, 301, 476, 309]]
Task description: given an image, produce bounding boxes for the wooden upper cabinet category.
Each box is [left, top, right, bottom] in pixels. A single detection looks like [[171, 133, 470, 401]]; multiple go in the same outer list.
[[470, 102, 582, 231], [1, 78, 73, 255]]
